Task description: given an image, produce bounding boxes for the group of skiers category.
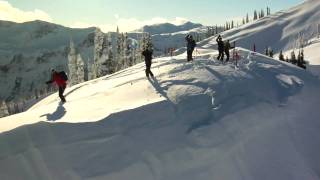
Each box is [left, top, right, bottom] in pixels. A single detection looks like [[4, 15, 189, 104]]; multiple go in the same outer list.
[[46, 41, 156, 103], [216, 35, 234, 62]]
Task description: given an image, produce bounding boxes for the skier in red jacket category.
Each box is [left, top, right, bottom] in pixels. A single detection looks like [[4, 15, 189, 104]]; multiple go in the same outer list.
[[46, 69, 67, 103]]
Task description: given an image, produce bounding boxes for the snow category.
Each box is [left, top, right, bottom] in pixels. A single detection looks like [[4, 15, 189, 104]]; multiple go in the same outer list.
[[1, 0, 320, 179], [1, 45, 320, 179]]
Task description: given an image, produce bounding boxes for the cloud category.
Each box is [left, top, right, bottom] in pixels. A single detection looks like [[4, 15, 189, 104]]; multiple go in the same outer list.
[[0, 1, 52, 23], [71, 16, 190, 33]]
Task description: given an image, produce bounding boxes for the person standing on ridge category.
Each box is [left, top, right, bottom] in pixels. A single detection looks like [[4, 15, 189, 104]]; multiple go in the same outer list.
[[185, 34, 196, 61], [224, 40, 233, 62], [142, 43, 154, 78], [216, 35, 224, 61], [46, 69, 68, 103]]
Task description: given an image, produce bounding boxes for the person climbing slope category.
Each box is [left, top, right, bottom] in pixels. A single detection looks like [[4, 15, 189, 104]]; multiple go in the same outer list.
[[185, 34, 196, 61], [142, 43, 154, 78], [46, 69, 68, 103]]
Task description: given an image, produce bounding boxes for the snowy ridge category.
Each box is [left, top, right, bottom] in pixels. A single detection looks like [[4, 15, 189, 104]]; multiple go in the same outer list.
[[134, 21, 203, 35], [199, 0, 320, 53], [1, 46, 320, 179]]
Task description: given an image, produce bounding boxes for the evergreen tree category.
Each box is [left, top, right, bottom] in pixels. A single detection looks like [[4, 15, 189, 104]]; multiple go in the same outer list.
[[76, 54, 85, 83], [107, 33, 115, 73], [267, 7, 271, 16], [68, 39, 78, 85], [0, 101, 9, 118], [231, 21, 234, 29], [258, 11, 261, 19], [242, 18, 245, 25], [265, 47, 269, 56], [279, 50, 285, 61], [291, 51, 297, 64], [246, 13, 249, 23], [261, 9, 265, 18], [254, 10, 258, 20], [297, 49, 306, 69]]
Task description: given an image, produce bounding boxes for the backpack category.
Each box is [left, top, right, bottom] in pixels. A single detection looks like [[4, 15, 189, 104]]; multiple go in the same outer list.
[[59, 71, 68, 81], [191, 40, 196, 49]]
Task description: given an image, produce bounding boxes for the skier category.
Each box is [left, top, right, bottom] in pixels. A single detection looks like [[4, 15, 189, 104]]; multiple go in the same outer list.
[[142, 43, 154, 78], [216, 35, 224, 61], [224, 40, 233, 62], [185, 34, 196, 61], [46, 69, 67, 103]]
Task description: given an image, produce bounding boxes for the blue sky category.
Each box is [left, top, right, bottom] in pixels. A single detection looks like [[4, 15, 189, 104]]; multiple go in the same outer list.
[[2, 0, 303, 32]]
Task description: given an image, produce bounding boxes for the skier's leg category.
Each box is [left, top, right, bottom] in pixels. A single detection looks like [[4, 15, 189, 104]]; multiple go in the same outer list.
[[147, 63, 154, 77], [146, 63, 152, 77], [226, 51, 230, 61], [59, 86, 66, 102]]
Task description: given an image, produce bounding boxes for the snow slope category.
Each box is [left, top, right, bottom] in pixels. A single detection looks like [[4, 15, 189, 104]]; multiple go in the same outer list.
[[1, 43, 320, 180], [199, 0, 320, 53]]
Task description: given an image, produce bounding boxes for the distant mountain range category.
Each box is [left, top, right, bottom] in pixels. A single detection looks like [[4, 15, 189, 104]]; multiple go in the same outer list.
[[134, 21, 203, 35]]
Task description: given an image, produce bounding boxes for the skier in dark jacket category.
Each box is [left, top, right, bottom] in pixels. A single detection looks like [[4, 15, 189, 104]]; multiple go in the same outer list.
[[216, 35, 224, 61], [142, 44, 154, 78], [46, 69, 67, 103], [224, 40, 233, 62], [185, 34, 196, 61]]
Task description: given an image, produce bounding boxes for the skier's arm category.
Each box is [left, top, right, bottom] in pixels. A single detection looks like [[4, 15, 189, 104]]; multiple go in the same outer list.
[[46, 74, 54, 84], [46, 80, 53, 84]]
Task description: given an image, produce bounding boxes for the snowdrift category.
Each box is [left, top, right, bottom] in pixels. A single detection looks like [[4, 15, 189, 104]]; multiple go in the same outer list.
[[1, 47, 320, 180]]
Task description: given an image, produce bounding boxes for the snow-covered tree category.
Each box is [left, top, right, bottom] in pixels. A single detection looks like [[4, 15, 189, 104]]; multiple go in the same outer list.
[[0, 101, 9, 118], [76, 54, 85, 83], [68, 39, 78, 85], [68, 39, 86, 85]]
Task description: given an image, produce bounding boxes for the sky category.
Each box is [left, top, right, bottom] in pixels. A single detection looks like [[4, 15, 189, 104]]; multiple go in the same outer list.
[[0, 0, 304, 32]]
